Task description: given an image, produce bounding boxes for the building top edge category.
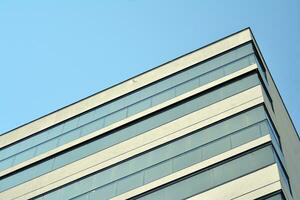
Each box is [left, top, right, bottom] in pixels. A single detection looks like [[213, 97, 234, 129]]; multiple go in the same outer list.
[[1, 28, 253, 148]]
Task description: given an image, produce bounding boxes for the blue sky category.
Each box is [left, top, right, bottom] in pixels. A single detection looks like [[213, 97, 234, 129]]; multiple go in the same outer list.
[[0, 0, 299, 134]]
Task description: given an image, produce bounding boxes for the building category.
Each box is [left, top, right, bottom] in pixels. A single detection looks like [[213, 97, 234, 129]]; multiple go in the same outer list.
[[0, 28, 299, 200]]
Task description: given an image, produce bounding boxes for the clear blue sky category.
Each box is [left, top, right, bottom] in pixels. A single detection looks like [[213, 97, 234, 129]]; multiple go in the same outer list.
[[0, 0, 299, 134]]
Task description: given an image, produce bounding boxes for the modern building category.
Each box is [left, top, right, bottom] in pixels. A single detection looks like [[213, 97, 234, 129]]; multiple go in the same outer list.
[[0, 28, 299, 200]]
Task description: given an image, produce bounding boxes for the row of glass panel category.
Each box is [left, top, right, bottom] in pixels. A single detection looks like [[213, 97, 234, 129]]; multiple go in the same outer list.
[[0, 74, 261, 192], [140, 145, 288, 200], [136, 145, 276, 200], [0, 43, 259, 166], [51, 145, 275, 200], [33, 106, 271, 200]]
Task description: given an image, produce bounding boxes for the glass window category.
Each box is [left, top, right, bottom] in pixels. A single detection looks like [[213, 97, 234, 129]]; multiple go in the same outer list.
[[58, 129, 81, 146], [116, 172, 144, 195], [144, 160, 173, 184], [104, 108, 127, 126], [127, 98, 152, 116]]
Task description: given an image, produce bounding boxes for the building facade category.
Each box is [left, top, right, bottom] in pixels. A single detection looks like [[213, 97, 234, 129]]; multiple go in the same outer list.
[[0, 28, 299, 200]]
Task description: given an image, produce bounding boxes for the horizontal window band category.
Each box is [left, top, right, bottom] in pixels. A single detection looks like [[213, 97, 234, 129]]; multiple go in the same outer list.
[[128, 142, 285, 200], [0, 64, 259, 178], [127, 144, 277, 200], [112, 135, 273, 200], [0, 29, 253, 148], [187, 166, 281, 200], [0, 86, 265, 200]]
